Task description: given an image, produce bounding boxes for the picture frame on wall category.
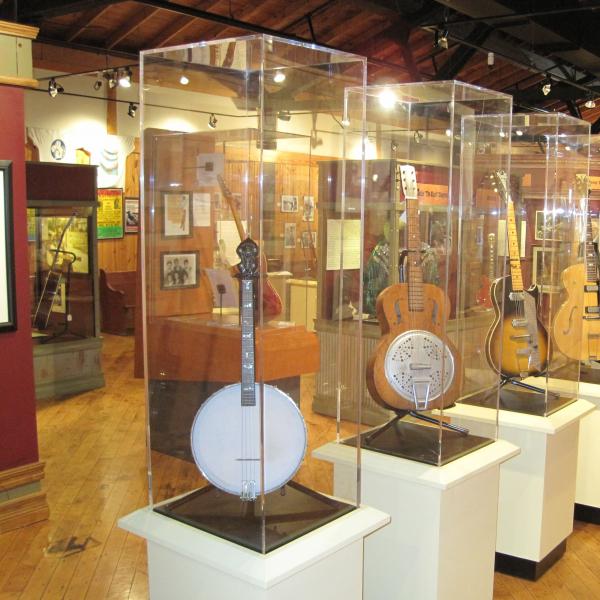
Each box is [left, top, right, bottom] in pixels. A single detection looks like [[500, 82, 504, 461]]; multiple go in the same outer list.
[[532, 246, 562, 293], [97, 188, 124, 240], [160, 251, 199, 290], [0, 161, 15, 332], [534, 210, 569, 242], [281, 195, 298, 213], [302, 196, 315, 221], [284, 222, 296, 248], [163, 191, 192, 237], [125, 197, 140, 233]]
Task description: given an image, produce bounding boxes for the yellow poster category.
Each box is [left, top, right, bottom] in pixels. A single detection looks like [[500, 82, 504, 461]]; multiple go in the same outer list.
[[97, 188, 124, 239]]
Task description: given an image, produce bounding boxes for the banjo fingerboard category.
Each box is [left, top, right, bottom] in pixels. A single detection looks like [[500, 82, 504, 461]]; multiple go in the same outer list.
[[240, 279, 256, 406]]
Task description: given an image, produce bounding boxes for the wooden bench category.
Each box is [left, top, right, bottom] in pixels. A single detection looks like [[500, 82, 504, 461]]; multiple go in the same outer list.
[[99, 269, 136, 335]]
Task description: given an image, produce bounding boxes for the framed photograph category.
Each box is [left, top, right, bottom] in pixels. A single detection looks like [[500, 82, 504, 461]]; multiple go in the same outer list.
[[163, 192, 192, 237], [97, 188, 124, 239], [302, 196, 315, 221], [301, 230, 317, 249], [284, 222, 296, 248], [0, 161, 16, 332], [531, 246, 562, 292], [160, 251, 199, 290], [124, 198, 140, 233], [534, 210, 569, 242], [281, 195, 298, 213]]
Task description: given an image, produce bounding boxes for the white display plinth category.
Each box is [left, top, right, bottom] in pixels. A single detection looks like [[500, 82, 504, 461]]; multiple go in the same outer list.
[[445, 398, 594, 577], [314, 439, 519, 600], [119, 504, 389, 600]]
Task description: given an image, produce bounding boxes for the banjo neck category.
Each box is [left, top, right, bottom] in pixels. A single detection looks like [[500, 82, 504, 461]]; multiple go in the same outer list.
[[236, 237, 260, 407]]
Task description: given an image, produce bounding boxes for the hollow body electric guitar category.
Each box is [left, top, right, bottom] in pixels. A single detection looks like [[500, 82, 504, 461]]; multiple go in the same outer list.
[[190, 237, 306, 500], [485, 171, 549, 379], [476, 233, 496, 309], [217, 174, 282, 317], [367, 165, 461, 411], [553, 212, 600, 361]]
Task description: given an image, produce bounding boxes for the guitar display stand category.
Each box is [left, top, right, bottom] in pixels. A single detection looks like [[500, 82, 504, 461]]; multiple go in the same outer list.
[[500, 375, 559, 399], [364, 409, 469, 448]]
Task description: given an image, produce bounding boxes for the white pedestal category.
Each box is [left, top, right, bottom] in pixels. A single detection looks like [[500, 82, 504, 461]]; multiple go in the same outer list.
[[445, 398, 594, 578], [521, 377, 600, 520], [119, 504, 389, 600], [314, 439, 519, 600]]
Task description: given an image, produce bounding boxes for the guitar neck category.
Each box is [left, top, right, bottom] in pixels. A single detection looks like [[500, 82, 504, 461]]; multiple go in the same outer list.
[[406, 196, 424, 312], [487, 233, 496, 280], [585, 213, 598, 284], [506, 200, 524, 293], [240, 276, 256, 406]]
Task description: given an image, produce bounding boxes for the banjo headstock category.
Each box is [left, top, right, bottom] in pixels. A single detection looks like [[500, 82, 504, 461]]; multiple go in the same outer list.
[[236, 237, 259, 278]]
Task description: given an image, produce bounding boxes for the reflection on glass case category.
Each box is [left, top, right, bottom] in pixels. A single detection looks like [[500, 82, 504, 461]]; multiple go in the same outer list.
[[482, 113, 590, 415], [140, 35, 366, 553], [26, 162, 104, 400], [328, 81, 512, 466]]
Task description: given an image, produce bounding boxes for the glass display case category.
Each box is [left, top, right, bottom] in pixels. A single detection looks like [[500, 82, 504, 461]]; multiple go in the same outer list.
[[485, 113, 590, 413], [140, 35, 366, 553], [324, 81, 512, 466], [26, 162, 104, 399]]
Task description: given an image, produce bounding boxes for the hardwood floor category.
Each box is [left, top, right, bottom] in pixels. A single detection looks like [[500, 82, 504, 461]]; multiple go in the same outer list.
[[0, 334, 599, 599]]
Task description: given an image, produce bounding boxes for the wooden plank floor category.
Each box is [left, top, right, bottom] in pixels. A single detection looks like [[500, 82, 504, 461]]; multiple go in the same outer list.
[[0, 334, 598, 599]]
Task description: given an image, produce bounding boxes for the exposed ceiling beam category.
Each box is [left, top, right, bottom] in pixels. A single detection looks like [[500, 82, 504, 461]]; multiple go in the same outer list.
[[565, 99, 582, 119], [105, 6, 161, 49], [65, 4, 114, 42], [19, 0, 120, 21]]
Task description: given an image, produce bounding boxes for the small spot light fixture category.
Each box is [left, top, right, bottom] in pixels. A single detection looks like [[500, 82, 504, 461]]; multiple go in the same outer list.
[[277, 109, 291, 121], [434, 28, 448, 50], [413, 130, 423, 144], [48, 78, 64, 98], [118, 68, 132, 88], [127, 102, 137, 118], [378, 87, 397, 109], [541, 76, 552, 96], [585, 96, 596, 109], [273, 70, 286, 83], [105, 70, 117, 89], [179, 73, 189, 85], [487, 52, 495, 69], [93, 73, 102, 91], [341, 118, 350, 128], [208, 113, 218, 129]]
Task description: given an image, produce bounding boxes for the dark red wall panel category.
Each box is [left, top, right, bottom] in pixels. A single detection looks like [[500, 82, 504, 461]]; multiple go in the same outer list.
[[0, 86, 39, 471]]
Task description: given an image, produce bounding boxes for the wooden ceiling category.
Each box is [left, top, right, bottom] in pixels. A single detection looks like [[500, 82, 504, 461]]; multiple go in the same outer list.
[[9, 0, 600, 129]]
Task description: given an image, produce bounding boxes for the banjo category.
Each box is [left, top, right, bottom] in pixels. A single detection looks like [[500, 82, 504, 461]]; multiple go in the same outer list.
[[190, 237, 307, 500]]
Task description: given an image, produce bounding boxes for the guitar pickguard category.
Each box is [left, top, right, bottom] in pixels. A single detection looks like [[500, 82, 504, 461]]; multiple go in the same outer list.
[[521, 291, 542, 371]]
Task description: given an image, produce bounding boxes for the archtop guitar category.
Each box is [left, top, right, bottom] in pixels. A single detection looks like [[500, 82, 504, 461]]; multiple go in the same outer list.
[[553, 212, 600, 361]]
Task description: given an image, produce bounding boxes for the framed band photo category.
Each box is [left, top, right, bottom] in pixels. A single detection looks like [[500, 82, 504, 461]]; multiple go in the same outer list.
[[160, 251, 199, 290], [0, 161, 15, 332], [163, 191, 192, 237]]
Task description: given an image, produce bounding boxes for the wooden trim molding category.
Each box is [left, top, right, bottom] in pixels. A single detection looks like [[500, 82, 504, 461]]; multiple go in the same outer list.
[[0, 461, 49, 533], [0, 20, 39, 40], [0, 491, 49, 534], [0, 460, 45, 492], [0, 75, 39, 89]]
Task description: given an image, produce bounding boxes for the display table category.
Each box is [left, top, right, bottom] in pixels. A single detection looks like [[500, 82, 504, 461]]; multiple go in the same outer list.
[[314, 439, 519, 600], [119, 504, 389, 600], [445, 399, 594, 579], [535, 377, 600, 523]]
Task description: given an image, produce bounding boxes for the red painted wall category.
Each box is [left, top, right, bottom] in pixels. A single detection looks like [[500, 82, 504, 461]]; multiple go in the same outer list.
[[0, 86, 39, 471]]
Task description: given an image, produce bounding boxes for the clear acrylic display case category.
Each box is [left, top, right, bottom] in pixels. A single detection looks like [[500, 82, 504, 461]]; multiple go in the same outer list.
[[488, 113, 590, 414], [26, 162, 100, 343], [140, 35, 366, 553], [331, 81, 512, 466]]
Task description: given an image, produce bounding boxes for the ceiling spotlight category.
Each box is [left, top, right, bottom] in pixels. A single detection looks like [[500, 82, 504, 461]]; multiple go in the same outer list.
[[118, 68, 132, 88], [277, 109, 291, 121], [47, 78, 64, 98], [179, 73, 189, 85], [93, 73, 102, 91], [487, 52, 495, 69], [273, 70, 286, 83], [378, 87, 397, 109], [341, 118, 351, 128], [499, 130, 506, 138], [445, 128, 452, 137], [127, 102, 137, 118], [434, 28, 449, 50], [413, 130, 423, 144], [515, 129, 524, 136], [585, 96, 596, 109], [208, 113, 217, 129], [541, 77, 552, 96], [105, 70, 117, 89]]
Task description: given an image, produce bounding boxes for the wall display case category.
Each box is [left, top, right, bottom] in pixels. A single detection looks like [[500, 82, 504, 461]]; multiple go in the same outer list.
[[140, 35, 366, 553], [316, 81, 512, 466], [467, 113, 590, 416], [26, 162, 104, 399]]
